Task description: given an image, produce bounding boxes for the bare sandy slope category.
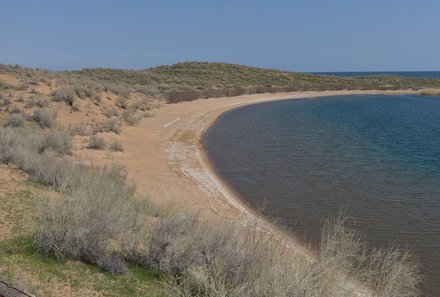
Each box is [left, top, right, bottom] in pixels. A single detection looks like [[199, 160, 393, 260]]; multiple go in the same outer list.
[[98, 90, 415, 228]]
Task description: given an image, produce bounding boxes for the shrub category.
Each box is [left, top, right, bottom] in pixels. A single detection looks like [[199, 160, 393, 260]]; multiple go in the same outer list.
[[0, 128, 17, 163], [34, 166, 141, 271], [34, 108, 57, 128], [70, 123, 89, 136], [115, 96, 128, 109], [8, 104, 22, 114], [420, 89, 440, 96], [132, 98, 151, 111], [102, 118, 122, 134], [122, 109, 141, 126], [4, 113, 25, 128], [38, 129, 72, 155], [16, 94, 25, 102], [0, 127, 75, 187], [88, 135, 106, 149], [103, 106, 119, 117], [52, 88, 76, 106], [109, 140, 124, 152], [0, 96, 12, 106], [32, 95, 50, 108], [167, 89, 200, 103]]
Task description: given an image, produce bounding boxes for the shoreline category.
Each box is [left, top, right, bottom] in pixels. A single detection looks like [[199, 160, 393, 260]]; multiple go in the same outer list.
[[117, 89, 417, 254]]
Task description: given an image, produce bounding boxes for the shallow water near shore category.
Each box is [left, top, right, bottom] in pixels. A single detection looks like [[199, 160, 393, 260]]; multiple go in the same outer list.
[[204, 94, 440, 297]]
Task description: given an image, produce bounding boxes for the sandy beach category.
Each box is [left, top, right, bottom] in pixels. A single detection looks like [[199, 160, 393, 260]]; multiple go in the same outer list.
[[109, 90, 416, 235]]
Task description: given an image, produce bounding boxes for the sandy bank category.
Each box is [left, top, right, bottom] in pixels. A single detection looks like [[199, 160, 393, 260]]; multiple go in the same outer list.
[[98, 90, 410, 248]]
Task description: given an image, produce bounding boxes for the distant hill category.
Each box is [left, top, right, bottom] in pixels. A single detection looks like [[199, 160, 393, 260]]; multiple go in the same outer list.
[[2, 62, 440, 103]]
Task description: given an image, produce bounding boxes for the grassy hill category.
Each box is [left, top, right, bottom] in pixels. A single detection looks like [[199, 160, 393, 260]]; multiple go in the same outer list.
[[3, 62, 440, 103]]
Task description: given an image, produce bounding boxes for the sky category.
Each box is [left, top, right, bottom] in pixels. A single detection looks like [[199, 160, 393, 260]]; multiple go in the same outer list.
[[1, 0, 440, 72]]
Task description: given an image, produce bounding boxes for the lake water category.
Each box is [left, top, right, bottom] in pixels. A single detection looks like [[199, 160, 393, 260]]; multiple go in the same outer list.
[[204, 94, 440, 297]]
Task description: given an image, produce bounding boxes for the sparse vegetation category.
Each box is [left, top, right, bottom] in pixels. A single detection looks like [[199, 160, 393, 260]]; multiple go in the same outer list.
[[88, 135, 106, 149], [110, 140, 124, 152], [103, 118, 122, 134], [420, 88, 440, 96], [123, 109, 141, 126], [52, 88, 76, 106], [34, 108, 57, 128], [70, 122, 89, 136], [4, 113, 25, 127], [38, 129, 72, 155]]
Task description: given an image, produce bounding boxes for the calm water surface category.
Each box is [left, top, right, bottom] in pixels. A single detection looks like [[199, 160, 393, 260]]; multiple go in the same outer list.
[[204, 95, 440, 297]]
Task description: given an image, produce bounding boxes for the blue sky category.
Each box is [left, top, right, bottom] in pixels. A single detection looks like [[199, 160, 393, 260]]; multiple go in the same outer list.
[[1, 0, 439, 72]]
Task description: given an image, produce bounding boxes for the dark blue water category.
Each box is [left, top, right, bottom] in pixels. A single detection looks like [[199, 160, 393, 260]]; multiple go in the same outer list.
[[314, 71, 440, 79], [204, 95, 440, 297]]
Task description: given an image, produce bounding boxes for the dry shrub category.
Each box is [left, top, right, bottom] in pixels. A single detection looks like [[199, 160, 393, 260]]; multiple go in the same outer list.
[[138, 212, 421, 297], [34, 166, 141, 273], [0, 96, 12, 106], [122, 109, 141, 126], [4, 113, 25, 128], [105, 84, 131, 98], [70, 123, 89, 136], [103, 106, 119, 117], [319, 214, 421, 297], [8, 104, 21, 114], [167, 89, 200, 103], [132, 98, 152, 111], [0, 128, 18, 163], [115, 96, 128, 109], [0, 127, 74, 187], [38, 129, 72, 155], [102, 118, 122, 134], [88, 135, 106, 149], [28, 95, 49, 108], [52, 88, 76, 106], [109, 140, 124, 152], [34, 108, 57, 128], [420, 89, 440, 96]]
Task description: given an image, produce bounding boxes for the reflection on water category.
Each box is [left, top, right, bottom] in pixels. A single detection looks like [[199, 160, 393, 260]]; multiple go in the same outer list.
[[204, 95, 440, 297]]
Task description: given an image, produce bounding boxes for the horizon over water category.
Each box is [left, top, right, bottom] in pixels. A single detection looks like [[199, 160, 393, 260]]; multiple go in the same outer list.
[[204, 94, 440, 297]]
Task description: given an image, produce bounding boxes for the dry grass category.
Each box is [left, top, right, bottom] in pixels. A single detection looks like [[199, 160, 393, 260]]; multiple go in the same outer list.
[[88, 135, 106, 149], [420, 88, 440, 96]]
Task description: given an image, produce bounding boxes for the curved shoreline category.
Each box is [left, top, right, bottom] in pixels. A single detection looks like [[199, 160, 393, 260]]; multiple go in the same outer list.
[[119, 89, 417, 255]]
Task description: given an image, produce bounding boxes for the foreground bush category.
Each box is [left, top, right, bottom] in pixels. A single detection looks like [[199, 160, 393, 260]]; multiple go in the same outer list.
[[34, 166, 142, 273]]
